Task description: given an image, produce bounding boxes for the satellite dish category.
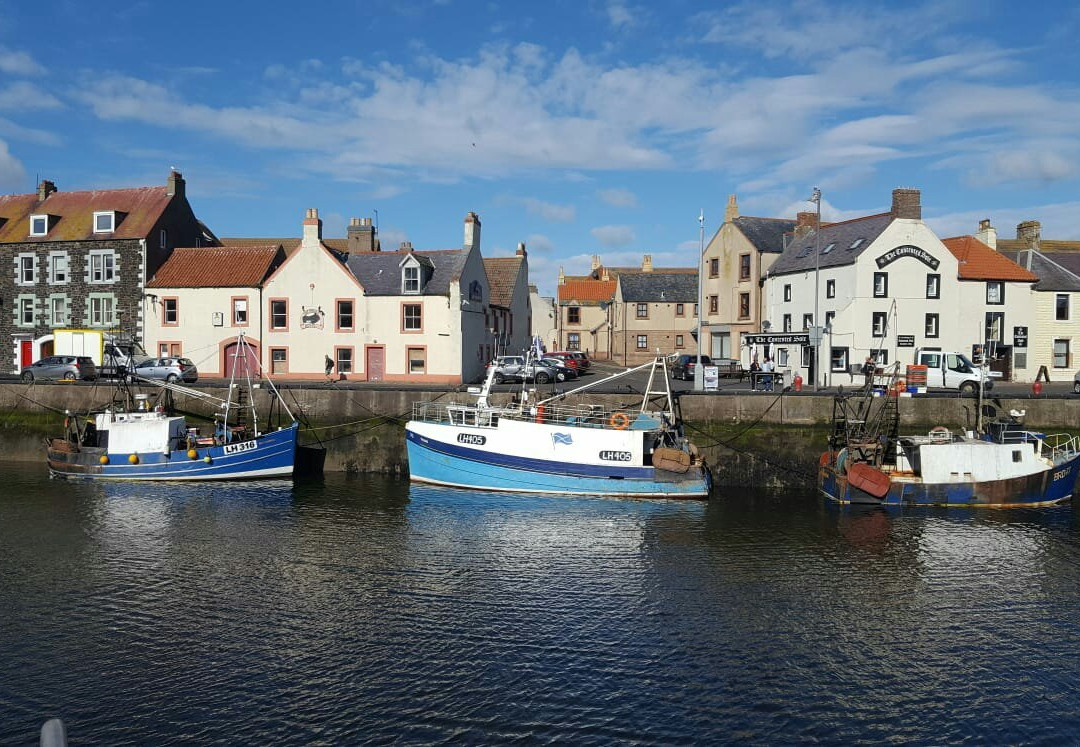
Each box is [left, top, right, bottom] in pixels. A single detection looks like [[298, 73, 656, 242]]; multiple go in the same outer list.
[[762, 320, 772, 331]]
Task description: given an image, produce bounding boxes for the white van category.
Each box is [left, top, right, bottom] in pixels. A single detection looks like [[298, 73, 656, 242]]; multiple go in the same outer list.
[[913, 349, 996, 394]]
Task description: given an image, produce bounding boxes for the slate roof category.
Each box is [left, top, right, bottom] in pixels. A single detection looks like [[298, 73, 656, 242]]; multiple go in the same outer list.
[[148, 246, 284, 288], [733, 216, 797, 254], [619, 272, 698, 303], [346, 249, 470, 296], [558, 278, 617, 304], [942, 236, 1038, 282], [1002, 250, 1080, 291], [1040, 251, 1080, 280], [767, 212, 894, 276], [998, 238, 1080, 253], [484, 256, 524, 308], [0, 186, 174, 243]]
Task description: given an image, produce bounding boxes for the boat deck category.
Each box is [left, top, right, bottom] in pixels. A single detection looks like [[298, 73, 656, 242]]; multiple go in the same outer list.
[[411, 401, 666, 431]]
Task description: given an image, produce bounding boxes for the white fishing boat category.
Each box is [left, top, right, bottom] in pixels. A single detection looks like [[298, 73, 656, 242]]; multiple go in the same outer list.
[[406, 355, 711, 498]]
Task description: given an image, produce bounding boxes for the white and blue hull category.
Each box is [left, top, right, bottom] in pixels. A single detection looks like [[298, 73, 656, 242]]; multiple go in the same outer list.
[[406, 422, 710, 498]]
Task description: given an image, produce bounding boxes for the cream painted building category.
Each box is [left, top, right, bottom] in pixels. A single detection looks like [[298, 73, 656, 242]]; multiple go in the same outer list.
[[529, 285, 557, 352], [700, 196, 794, 360]]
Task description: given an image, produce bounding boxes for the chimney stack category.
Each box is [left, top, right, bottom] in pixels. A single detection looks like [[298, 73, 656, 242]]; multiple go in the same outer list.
[[37, 180, 57, 202], [975, 218, 998, 251], [347, 216, 377, 253], [558, 266, 565, 284], [602, 267, 610, 281], [724, 194, 739, 223], [891, 188, 921, 220], [464, 212, 481, 251], [516, 241, 526, 257], [641, 255, 653, 273], [167, 170, 185, 198], [795, 211, 816, 237], [302, 208, 322, 247], [591, 254, 601, 271], [400, 240, 414, 252], [1016, 220, 1041, 250]]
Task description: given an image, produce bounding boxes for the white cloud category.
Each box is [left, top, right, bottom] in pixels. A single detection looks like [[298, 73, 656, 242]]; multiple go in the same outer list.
[[0, 46, 45, 76], [928, 202, 1080, 243], [0, 138, 26, 190], [591, 224, 636, 247], [368, 184, 406, 200], [519, 197, 575, 222], [0, 116, 61, 146], [524, 233, 555, 253], [606, 1, 635, 29], [597, 187, 638, 208], [0, 82, 62, 112]]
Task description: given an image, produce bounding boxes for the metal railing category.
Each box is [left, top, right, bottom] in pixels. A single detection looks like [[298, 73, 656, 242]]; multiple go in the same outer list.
[[411, 401, 666, 431]]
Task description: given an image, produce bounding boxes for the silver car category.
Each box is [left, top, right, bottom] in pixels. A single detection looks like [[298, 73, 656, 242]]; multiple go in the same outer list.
[[21, 356, 98, 382], [489, 356, 562, 384], [132, 356, 199, 383]]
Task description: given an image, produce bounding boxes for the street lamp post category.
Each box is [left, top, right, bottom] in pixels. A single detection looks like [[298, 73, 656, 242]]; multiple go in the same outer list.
[[808, 187, 822, 391], [694, 209, 705, 391]]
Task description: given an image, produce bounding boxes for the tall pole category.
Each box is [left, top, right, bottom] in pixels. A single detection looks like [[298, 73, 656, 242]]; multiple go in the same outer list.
[[695, 209, 705, 390], [810, 187, 822, 391]]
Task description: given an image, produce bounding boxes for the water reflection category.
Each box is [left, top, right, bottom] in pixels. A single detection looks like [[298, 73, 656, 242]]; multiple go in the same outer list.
[[0, 466, 1078, 743]]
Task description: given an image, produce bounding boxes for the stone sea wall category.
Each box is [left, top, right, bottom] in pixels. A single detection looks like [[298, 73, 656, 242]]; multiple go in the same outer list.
[[1, 383, 1076, 489]]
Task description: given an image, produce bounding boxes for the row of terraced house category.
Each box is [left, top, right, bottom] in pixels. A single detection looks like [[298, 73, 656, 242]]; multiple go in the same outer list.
[[551, 187, 1080, 383], [0, 174, 531, 384]]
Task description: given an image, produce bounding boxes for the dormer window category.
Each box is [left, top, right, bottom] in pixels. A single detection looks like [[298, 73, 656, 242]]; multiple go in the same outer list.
[[93, 211, 116, 233], [30, 214, 48, 236], [403, 265, 420, 294]]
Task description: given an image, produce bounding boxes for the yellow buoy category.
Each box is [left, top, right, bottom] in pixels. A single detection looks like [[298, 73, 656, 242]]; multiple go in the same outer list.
[[99, 455, 109, 465], [203, 456, 212, 464], [128, 454, 139, 464], [187, 449, 198, 460]]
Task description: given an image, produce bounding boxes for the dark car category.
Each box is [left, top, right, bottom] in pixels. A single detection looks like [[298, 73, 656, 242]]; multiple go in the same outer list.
[[540, 357, 578, 380], [567, 351, 591, 370], [670, 354, 712, 381], [547, 352, 579, 370], [21, 356, 97, 382]]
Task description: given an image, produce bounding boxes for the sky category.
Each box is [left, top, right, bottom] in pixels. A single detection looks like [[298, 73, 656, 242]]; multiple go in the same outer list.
[[2, 0, 1080, 296]]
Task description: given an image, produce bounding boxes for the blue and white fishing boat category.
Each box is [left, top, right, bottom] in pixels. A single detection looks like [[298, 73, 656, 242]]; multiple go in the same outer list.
[[406, 355, 711, 498], [819, 367, 1080, 507], [46, 334, 300, 481]]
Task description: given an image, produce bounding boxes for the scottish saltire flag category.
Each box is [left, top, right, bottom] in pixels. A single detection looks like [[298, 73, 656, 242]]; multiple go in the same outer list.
[[551, 432, 573, 446], [532, 335, 546, 359]]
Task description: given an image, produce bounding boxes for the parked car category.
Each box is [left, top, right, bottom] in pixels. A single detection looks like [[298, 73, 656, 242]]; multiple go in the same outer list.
[[540, 357, 578, 380], [546, 352, 579, 370], [489, 356, 562, 384], [566, 351, 591, 370], [131, 356, 199, 383], [1074, 369, 1080, 394], [670, 354, 712, 381], [21, 356, 97, 382]]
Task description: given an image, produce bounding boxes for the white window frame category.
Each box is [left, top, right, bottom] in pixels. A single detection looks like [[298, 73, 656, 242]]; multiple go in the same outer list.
[[636, 334, 648, 350], [89, 251, 116, 283], [17, 253, 35, 285], [403, 303, 422, 330], [233, 298, 248, 325], [403, 264, 420, 294], [89, 295, 115, 327], [49, 252, 69, 284], [50, 296, 67, 326], [30, 214, 48, 236], [93, 211, 116, 233], [19, 297, 35, 326]]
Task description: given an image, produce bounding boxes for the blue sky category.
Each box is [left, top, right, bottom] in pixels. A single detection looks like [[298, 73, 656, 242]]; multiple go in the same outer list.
[[2, 0, 1080, 295]]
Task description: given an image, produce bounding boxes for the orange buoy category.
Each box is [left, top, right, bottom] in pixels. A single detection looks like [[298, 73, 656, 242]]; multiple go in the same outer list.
[[535, 404, 546, 424], [128, 454, 139, 464], [609, 412, 631, 430]]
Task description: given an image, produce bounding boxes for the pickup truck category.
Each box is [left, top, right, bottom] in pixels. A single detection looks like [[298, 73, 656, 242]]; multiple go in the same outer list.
[[913, 349, 997, 394]]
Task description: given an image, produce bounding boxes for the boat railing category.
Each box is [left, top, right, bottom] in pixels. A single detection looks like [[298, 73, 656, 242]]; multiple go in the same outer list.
[[1038, 433, 1080, 462], [412, 400, 666, 431]]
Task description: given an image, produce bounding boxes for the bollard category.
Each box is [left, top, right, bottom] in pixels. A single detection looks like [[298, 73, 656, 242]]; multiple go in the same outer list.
[[793, 373, 803, 392], [1032, 380, 1043, 396]]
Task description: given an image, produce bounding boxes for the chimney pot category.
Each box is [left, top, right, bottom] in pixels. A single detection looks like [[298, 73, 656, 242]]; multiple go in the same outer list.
[[464, 211, 481, 251], [347, 215, 376, 253], [891, 188, 921, 220], [516, 241, 526, 257], [167, 170, 185, 198], [642, 255, 653, 272], [1016, 220, 1041, 250], [37, 180, 57, 202], [724, 194, 739, 222], [302, 207, 323, 246], [975, 218, 998, 251]]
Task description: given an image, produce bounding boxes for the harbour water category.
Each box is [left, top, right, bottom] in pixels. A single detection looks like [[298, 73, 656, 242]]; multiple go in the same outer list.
[[2, 463, 1080, 743]]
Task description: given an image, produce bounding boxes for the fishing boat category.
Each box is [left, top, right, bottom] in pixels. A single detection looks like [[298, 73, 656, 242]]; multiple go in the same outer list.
[[819, 366, 1080, 507], [405, 354, 710, 498], [46, 334, 300, 481]]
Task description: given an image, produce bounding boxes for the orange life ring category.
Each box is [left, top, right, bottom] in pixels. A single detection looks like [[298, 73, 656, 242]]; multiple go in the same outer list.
[[610, 412, 631, 430]]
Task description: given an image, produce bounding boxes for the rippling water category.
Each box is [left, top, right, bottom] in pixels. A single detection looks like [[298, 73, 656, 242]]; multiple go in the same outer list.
[[2, 464, 1080, 744]]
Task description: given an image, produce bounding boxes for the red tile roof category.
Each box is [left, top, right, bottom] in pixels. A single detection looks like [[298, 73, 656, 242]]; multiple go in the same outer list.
[[147, 245, 283, 288], [558, 278, 617, 303], [221, 237, 348, 255], [0, 186, 174, 243], [484, 256, 524, 307], [942, 236, 1039, 282]]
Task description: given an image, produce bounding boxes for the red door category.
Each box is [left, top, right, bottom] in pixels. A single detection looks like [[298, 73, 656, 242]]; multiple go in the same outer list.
[[224, 342, 260, 378], [366, 346, 385, 381], [19, 340, 32, 369]]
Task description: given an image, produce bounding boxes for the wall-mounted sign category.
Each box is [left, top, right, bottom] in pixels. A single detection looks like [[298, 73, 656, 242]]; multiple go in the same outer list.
[[897, 335, 915, 347], [300, 306, 324, 330], [1014, 326, 1028, 348], [744, 333, 810, 345], [875, 245, 940, 270], [212, 311, 224, 327]]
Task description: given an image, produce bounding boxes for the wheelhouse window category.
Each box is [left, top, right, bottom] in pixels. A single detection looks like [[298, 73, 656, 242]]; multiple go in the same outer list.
[[93, 211, 115, 233], [986, 281, 1004, 305], [739, 253, 751, 281], [739, 293, 750, 319], [567, 306, 580, 324], [336, 300, 354, 330], [636, 303, 648, 318], [270, 300, 287, 329], [403, 303, 422, 331], [872, 312, 887, 337], [636, 335, 648, 349], [1057, 294, 1070, 321], [403, 265, 420, 294], [926, 273, 940, 299], [925, 313, 939, 338], [873, 272, 888, 298]]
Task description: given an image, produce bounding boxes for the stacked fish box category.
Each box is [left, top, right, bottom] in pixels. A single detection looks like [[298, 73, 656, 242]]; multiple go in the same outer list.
[[905, 364, 928, 394]]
